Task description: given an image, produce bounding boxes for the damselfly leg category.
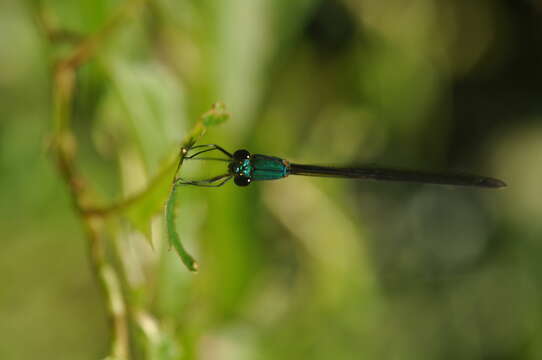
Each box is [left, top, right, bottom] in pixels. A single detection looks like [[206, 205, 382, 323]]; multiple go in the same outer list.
[[184, 144, 232, 161], [174, 173, 233, 187]]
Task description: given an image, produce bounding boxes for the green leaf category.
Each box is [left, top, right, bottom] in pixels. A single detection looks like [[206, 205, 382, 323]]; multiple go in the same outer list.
[[121, 154, 178, 241], [165, 182, 198, 272], [108, 60, 186, 174], [161, 102, 229, 270], [201, 101, 230, 127]]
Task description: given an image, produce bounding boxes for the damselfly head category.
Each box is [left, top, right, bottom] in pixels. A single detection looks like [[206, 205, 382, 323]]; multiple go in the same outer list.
[[234, 175, 251, 186], [233, 149, 250, 160], [229, 149, 253, 186]]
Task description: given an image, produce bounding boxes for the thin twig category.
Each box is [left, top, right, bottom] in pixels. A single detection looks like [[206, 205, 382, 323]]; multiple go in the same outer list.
[[42, 0, 147, 358], [59, 0, 144, 70]]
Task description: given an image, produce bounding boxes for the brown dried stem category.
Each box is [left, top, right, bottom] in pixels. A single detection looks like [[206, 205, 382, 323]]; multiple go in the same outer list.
[[42, 0, 147, 358]]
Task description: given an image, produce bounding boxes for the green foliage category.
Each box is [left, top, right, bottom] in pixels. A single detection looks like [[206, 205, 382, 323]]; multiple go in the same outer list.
[[163, 102, 229, 271], [165, 181, 198, 271], [122, 158, 178, 239], [3, 1, 541, 360]]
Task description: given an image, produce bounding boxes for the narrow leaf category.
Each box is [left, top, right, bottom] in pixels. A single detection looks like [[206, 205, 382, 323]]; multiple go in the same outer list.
[[165, 182, 198, 272], [164, 102, 229, 271]]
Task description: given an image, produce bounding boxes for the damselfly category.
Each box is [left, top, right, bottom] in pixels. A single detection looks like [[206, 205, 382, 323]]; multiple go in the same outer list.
[[173, 144, 506, 189]]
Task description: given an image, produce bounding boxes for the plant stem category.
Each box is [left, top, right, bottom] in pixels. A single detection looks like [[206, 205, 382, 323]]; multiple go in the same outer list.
[[43, 0, 148, 358]]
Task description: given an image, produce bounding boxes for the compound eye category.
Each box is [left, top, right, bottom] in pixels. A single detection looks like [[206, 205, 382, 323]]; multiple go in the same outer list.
[[234, 176, 251, 187], [233, 149, 251, 160]]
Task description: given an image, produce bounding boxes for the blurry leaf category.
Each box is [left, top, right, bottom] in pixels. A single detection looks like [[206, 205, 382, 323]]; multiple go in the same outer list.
[[165, 181, 198, 272], [122, 156, 178, 240], [201, 101, 230, 127], [108, 60, 186, 173]]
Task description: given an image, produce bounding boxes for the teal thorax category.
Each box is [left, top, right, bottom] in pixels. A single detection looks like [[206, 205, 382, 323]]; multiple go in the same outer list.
[[229, 149, 290, 186]]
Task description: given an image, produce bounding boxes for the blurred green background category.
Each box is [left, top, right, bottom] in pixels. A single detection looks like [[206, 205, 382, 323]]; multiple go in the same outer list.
[[2, 0, 542, 359]]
